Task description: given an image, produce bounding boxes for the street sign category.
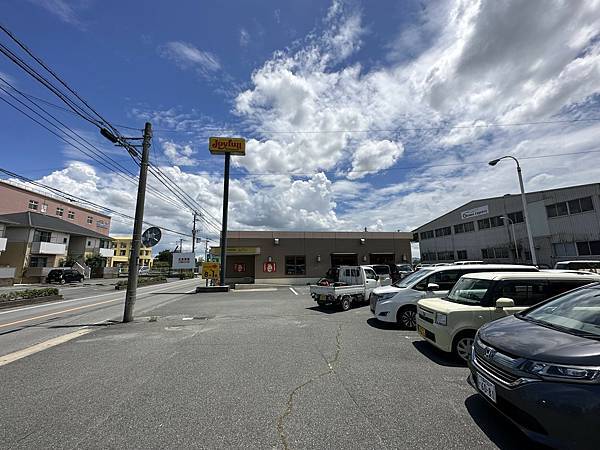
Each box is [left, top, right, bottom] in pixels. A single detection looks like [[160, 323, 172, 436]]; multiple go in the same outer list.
[[263, 261, 276, 273], [172, 252, 196, 269], [209, 137, 246, 155], [141, 227, 162, 247], [202, 262, 220, 279]]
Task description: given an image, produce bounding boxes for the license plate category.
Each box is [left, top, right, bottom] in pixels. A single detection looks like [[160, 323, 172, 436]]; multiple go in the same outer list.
[[476, 373, 497, 403], [418, 325, 426, 338], [320, 295, 326, 301]]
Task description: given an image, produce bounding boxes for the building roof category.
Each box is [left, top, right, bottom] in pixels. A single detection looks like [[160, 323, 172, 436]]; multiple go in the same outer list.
[[227, 230, 413, 239], [413, 182, 600, 233], [0, 211, 110, 239]]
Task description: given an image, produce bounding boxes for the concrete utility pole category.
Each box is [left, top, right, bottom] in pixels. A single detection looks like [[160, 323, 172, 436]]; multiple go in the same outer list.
[[192, 212, 197, 254], [123, 122, 152, 323], [220, 153, 231, 286]]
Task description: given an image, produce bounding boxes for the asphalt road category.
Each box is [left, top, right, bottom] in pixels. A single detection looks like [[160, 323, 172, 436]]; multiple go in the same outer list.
[[0, 278, 201, 357], [0, 285, 539, 449]]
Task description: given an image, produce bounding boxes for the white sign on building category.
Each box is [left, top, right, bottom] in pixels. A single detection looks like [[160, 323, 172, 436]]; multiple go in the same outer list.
[[172, 252, 196, 269], [461, 205, 489, 220]]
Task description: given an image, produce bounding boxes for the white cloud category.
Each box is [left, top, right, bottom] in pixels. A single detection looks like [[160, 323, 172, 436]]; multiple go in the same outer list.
[[162, 141, 196, 166], [158, 41, 221, 75], [27, 0, 85, 27], [240, 29, 250, 47], [347, 140, 404, 180]]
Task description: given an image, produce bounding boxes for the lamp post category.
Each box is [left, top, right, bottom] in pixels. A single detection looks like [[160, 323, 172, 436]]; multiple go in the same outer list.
[[500, 216, 519, 262], [489, 156, 537, 266]]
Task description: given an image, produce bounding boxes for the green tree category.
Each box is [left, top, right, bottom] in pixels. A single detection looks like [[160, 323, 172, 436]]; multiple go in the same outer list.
[[85, 255, 105, 269], [154, 250, 172, 265]]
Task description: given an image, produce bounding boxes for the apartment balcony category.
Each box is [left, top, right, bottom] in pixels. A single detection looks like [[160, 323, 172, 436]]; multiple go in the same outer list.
[[31, 241, 67, 255], [98, 248, 114, 258], [0, 237, 6, 252]]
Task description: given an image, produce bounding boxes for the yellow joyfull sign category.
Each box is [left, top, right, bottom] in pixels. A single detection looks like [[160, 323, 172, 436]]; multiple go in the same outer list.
[[209, 137, 246, 156], [201, 262, 220, 280]]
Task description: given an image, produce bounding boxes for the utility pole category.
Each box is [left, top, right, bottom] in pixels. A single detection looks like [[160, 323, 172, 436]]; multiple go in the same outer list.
[[123, 122, 152, 323], [192, 212, 197, 254], [219, 153, 231, 286], [179, 238, 183, 252]]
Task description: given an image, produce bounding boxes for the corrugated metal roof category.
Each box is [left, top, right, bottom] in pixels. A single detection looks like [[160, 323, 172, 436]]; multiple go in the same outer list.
[[0, 211, 110, 239]]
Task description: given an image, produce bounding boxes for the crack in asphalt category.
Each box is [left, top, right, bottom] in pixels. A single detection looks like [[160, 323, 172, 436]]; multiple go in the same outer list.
[[276, 324, 342, 450]]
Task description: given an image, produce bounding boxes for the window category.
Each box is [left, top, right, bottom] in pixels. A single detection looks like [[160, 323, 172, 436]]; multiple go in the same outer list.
[[494, 280, 549, 306], [478, 218, 490, 230], [41, 204, 47, 213], [507, 211, 524, 224], [33, 230, 51, 242], [436, 251, 454, 261], [87, 241, 92, 247], [434, 226, 451, 237], [430, 270, 463, 290], [119, 250, 126, 256], [456, 250, 468, 260], [29, 256, 48, 267], [56, 207, 64, 217], [87, 216, 93, 224], [454, 221, 475, 234], [285, 255, 306, 275], [577, 240, 600, 256], [68, 211, 75, 219], [421, 252, 437, 262], [63, 237, 68, 244], [546, 201, 568, 218], [120, 243, 127, 248], [552, 242, 577, 257], [482, 247, 509, 259], [478, 216, 503, 230], [412, 233, 419, 242], [490, 216, 504, 227], [420, 230, 434, 240], [364, 268, 377, 280], [493, 247, 509, 258], [28, 200, 39, 210], [567, 196, 594, 214]]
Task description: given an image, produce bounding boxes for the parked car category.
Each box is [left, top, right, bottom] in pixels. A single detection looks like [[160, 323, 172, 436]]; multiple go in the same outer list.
[[370, 265, 539, 328], [468, 282, 600, 448], [416, 271, 600, 362], [554, 260, 600, 273], [138, 266, 150, 275], [395, 264, 414, 280], [452, 261, 484, 265], [368, 264, 392, 286], [46, 268, 84, 284], [310, 265, 380, 311]]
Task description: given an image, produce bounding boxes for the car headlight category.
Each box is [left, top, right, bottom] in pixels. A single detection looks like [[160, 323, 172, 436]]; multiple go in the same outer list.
[[378, 292, 396, 301], [520, 360, 600, 383], [435, 313, 447, 326]]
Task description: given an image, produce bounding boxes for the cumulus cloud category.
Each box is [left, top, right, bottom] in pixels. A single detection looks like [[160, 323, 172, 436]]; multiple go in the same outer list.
[[27, 0, 86, 27], [240, 29, 250, 47], [347, 140, 404, 179], [162, 141, 196, 166], [158, 41, 221, 75]]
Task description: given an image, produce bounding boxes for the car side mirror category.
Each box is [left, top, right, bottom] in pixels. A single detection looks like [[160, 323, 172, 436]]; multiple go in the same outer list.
[[375, 275, 380, 281], [427, 283, 440, 291], [495, 298, 515, 308]]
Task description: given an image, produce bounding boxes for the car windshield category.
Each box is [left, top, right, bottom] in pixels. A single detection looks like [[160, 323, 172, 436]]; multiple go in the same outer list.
[[397, 265, 412, 271], [395, 269, 433, 288], [372, 266, 389, 275], [447, 277, 493, 305], [519, 285, 600, 338]]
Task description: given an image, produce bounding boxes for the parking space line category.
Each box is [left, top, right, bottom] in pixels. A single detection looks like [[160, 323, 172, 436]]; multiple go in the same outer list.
[[289, 287, 299, 296], [0, 327, 92, 367]]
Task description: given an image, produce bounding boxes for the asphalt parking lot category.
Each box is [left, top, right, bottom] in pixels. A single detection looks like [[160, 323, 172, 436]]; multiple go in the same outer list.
[[1, 285, 539, 449]]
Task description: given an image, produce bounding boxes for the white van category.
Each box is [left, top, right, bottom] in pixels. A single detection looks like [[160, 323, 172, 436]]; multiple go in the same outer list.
[[416, 271, 600, 362], [370, 264, 538, 328], [554, 260, 600, 273]]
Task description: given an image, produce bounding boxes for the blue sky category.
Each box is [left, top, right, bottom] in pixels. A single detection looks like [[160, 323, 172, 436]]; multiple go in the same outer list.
[[2, 0, 600, 253]]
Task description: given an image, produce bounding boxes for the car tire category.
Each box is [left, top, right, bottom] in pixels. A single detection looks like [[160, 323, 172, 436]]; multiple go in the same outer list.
[[340, 296, 352, 311], [453, 332, 475, 364], [316, 300, 326, 308], [60, 279, 66, 285], [397, 305, 417, 329]]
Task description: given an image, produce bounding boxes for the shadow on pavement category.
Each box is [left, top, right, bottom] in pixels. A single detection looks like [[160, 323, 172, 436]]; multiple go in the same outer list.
[[305, 306, 340, 314], [411, 340, 464, 367], [47, 321, 118, 329], [464, 394, 547, 450], [366, 317, 402, 331]]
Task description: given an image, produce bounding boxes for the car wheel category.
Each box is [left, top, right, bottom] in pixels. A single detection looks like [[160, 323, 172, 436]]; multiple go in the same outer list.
[[60, 279, 66, 285], [340, 296, 352, 311], [397, 306, 417, 329], [316, 300, 326, 308], [453, 333, 475, 363]]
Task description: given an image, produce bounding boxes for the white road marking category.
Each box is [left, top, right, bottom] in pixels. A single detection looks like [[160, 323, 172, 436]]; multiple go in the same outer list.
[[0, 327, 92, 367], [0, 278, 199, 316], [232, 288, 278, 292], [289, 287, 299, 296]]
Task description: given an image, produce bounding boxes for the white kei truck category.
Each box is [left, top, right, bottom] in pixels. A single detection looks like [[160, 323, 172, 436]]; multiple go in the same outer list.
[[310, 265, 380, 311]]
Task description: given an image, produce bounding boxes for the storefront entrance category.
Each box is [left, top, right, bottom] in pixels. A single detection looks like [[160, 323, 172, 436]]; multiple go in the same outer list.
[[331, 253, 358, 266], [370, 253, 395, 264]]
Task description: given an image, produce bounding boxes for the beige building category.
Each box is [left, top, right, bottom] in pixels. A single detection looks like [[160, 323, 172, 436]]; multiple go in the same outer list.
[[109, 236, 153, 269], [0, 211, 113, 284], [211, 230, 412, 285]]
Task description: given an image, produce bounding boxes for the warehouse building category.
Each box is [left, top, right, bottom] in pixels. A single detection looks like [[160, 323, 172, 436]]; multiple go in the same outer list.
[[413, 183, 600, 267], [210, 230, 412, 284]]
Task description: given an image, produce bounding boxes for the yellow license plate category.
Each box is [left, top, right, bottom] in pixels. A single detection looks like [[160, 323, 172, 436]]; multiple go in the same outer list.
[[320, 295, 326, 300], [418, 325, 426, 337]]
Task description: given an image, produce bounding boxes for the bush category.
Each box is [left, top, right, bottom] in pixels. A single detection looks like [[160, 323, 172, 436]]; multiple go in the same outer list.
[[115, 276, 167, 290], [179, 272, 196, 280], [0, 287, 59, 302]]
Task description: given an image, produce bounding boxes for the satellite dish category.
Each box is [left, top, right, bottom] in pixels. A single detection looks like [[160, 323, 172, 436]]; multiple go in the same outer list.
[[142, 227, 162, 247]]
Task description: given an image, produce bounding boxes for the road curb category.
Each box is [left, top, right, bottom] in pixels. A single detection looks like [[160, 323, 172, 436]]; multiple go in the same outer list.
[[0, 295, 64, 311]]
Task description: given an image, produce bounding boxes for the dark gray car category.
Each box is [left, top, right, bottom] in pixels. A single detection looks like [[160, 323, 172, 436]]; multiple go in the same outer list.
[[467, 282, 600, 449]]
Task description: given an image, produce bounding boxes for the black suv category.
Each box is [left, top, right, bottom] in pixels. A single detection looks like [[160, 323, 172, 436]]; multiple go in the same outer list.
[[46, 269, 84, 284]]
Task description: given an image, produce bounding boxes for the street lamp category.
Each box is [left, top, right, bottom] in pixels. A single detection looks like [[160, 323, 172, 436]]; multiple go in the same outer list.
[[500, 216, 519, 262], [489, 156, 537, 266]]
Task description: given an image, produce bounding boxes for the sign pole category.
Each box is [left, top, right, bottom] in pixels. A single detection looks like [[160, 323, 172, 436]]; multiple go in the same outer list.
[[219, 152, 231, 286]]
